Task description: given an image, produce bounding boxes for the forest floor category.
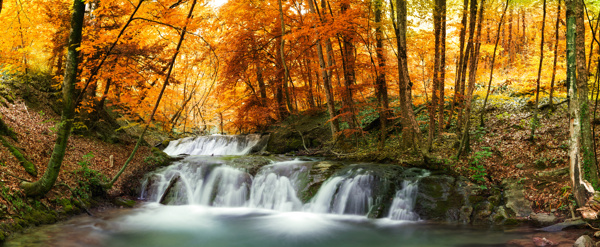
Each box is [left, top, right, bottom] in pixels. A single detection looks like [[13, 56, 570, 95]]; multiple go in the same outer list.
[[0, 76, 170, 241]]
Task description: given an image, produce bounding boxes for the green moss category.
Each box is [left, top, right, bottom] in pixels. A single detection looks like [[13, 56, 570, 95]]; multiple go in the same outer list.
[[115, 198, 136, 208], [503, 218, 522, 226]]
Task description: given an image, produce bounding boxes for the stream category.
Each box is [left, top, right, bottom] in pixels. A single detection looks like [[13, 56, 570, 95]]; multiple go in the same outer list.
[[3, 135, 583, 246]]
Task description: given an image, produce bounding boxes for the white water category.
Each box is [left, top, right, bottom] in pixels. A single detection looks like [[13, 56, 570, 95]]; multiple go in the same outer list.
[[305, 170, 374, 215], [388, 180, 420, 221], [145, 135, 425, 220], [163, 134, 264, 156], [248, 160, 308, 211]]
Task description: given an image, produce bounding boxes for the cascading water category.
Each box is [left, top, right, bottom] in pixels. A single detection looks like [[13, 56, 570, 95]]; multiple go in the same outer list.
[[143, 135, 426, 220], [5, 135, 532, 247], [248, 160, 309, 211], [163, 134, 266, 156], [305, 169, 374, 215], [387, 170, 430, 221]]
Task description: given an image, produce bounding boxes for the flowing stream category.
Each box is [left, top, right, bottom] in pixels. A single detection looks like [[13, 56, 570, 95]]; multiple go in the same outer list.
[[5, 135, 541, 246]]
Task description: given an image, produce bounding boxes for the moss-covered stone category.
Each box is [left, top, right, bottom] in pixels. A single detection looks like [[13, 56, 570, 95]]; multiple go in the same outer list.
[[115, 198, 136, 208]]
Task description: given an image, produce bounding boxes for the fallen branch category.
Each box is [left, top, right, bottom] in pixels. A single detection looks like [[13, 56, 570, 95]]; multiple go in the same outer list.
[[0, 135, 36, 177]]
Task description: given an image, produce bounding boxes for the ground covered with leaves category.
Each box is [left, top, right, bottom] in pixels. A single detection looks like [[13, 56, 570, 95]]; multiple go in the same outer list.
[[0, 98, 167, 241]]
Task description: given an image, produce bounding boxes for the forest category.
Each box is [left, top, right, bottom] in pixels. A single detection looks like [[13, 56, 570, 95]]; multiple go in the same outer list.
[[2, 0, 600, 245]]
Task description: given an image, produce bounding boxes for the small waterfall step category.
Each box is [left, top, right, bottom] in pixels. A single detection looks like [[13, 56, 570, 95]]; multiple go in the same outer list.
[[141, 157, 428, 221], [163, 134, 269, 156]]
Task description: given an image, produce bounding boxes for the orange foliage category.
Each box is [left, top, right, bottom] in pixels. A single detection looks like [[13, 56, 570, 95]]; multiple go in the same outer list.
[[0, 0, 581, 134]]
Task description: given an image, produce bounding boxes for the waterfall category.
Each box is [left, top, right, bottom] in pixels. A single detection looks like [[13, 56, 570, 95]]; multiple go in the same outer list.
[[305, 169, 374, 216], [163, 134, 266, 156], [248, 160, 308, 211], [387, 171, 430, 221], [387, 180, 420, 221], [142, 154, 425, 221], [141, 158, 310, 211]]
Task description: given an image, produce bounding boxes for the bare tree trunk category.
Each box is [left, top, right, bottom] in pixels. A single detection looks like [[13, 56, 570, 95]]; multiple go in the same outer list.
[[457, 0, 484, 158], [307, 0, 339, 136], [549, 0, 561, 108], [391, 0, 425, 154], [447, 0, 469, 129], [279, 0, 294, 114], [375, 0, 389, 148], [480, 0, 509, 127], [437, 0, 446, 134], [531, 0, 546, 141]]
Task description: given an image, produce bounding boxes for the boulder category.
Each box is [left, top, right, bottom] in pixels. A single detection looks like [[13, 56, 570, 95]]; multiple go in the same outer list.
[[502, 178, 533, 217], [530, 213, 558, 227], [574, 235, 594, 247]]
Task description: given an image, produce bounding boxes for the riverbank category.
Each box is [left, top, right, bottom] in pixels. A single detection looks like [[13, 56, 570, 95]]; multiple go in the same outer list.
[[0, 93, 168, 243]]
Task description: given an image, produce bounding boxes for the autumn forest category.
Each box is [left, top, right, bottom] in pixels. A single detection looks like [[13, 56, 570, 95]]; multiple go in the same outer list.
[[3, 0, 600, 243]]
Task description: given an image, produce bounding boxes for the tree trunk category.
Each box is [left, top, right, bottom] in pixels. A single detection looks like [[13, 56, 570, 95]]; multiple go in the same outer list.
[[340, 2, 358, 131], [279, 0, 294, 115], [429, 0, 442, 151], [531, 0, 546, 141], [307, 0, 339, 136], [392, 0, 424, 153], [457, 0, 478, 130], [256, 63, 268, 106], [575, 0, 599, 190], [457, 0, 484, 158], [549, 0, 561, 108], [479, 0, 509, 127], [105, 0, 199, 188], [567, 0, 595, 206], [375, 0, 389, 148], [437, 0, 446, 134], [21, 0, 85, 197], [447, 0, 469, 129]]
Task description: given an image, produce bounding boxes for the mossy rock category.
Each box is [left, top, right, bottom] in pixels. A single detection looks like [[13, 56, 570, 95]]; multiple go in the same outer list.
[[115, 198, 136, 208]]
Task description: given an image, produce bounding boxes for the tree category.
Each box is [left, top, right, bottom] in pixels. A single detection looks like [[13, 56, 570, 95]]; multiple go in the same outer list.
[[374, 0, 389, 148], [20, 0, 85, 197], [391, 0, 422, 151], [457, 0, 485, 158], [106, 0, 199, 188], [566, 0, 597, 207], [530, 0, 546, 140], [549, 0, 561, 108], [480, 0, 509, 127], [447, 0, 469, 129]]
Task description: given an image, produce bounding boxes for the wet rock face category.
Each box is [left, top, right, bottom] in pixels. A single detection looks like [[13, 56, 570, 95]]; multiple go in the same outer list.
[[413, 175, 533, 225]]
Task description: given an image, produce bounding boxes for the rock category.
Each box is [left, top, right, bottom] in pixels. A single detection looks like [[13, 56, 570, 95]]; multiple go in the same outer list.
[[539, 218, 586, 232], [530, 213, 557, 226], [536, 167, 569, 177], [574, 235, 594, 247], [472, 201, 494, 224], [532, 237, 556, 247], [114, 198, 136, 208], [502, 178, 533, 217], [459, 206, 473, 224]]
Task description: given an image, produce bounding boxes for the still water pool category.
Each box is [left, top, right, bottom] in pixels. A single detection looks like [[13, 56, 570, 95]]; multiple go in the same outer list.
[[5, 203, 549, 247]]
